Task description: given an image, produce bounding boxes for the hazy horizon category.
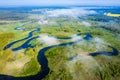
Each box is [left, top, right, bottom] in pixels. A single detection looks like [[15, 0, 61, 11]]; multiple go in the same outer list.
[[0, 0, 120, 7]]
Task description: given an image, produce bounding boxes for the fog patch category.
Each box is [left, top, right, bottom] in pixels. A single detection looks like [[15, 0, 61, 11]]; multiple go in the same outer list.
[[66, 53, 99, 79], [70, 54, 98, 69], [76, 37, 109, 51], [45, 8, 97, 18], [117, 34, 120, 40], [91, 37, 109, 50], [64, 37, 108, 79], [38, 20, 49, 25], [38, 20, 57, 25], [71, 34, 83, 41], [81, 21, 91, 26], [37, 34, 60, 46], [30, 8, 97, 19], [28, 14, 41, 19]]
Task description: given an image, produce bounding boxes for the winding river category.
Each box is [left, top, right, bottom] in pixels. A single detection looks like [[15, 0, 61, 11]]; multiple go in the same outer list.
[[3, 27, 40, 50], [0, 27, 118, 80]]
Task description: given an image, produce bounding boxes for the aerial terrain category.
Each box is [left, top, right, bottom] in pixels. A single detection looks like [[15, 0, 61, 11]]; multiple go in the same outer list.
[[0, 6, 120, 80]]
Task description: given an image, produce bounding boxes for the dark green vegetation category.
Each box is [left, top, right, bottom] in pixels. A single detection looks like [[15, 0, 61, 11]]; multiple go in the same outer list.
[[0, 7, 120, 80], [43, 45, 120, 80]]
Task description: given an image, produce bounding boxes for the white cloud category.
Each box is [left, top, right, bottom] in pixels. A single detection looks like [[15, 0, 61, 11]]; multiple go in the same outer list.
[[45, 8, 97, 18], [37, 34, 59, 46]]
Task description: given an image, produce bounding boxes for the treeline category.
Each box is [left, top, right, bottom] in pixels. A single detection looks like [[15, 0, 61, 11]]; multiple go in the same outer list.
[[95, 60, 120, 80]]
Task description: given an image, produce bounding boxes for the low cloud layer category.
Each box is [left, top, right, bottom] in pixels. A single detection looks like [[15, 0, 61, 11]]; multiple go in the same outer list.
[[37, 34, 59, 46], [31, 8, 97, 18], [46, 8, 97, 17]]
